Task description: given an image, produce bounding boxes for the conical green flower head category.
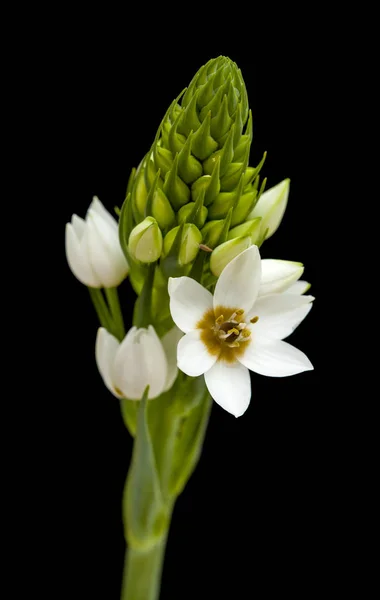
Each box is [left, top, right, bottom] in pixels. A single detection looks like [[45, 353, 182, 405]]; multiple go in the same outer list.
[[119, 56, 267, 305]]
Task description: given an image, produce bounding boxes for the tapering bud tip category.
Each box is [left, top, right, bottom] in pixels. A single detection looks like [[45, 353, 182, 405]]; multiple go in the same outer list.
[[210, 236, 252, 276]]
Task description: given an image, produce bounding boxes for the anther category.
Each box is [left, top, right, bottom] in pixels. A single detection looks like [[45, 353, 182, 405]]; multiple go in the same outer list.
[[227, 328, 240, 336], [216, 315, 224, 325], [241, 329, 251, 338], [250, 316, 259, 324]]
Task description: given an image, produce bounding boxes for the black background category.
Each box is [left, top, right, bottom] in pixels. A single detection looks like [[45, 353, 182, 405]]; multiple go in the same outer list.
[[49, 34, 323, 600]]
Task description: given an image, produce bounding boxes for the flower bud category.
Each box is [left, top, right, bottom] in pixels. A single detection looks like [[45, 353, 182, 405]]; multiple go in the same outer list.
[[247, 178, 290, 239], [227, 218, 262, 243], [200, 220, 225, 247], [65, 196, 129, 288], [95, 326, 168, 400], [210, 236, 252, 276], [128, 217, 163, 263], [163, 223, 202, 265], [178, 202, 208, 228]]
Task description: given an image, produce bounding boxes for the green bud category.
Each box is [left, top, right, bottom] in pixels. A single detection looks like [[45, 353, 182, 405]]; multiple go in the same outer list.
[[153, 144, 173, 177], [124, 56, 270, 288], [177, 132, 203, 184], [201, 208, 231, 248], [203, 125, 235, 177], [150, 186, 176, 231], [178, 202, 208, 228], [227, 218, 262, 243], [128, 217, 163, 263], [191, 111, 218, 160], [191, 158, 220, 206], [168, 111, 186, 154], [231, 189, 257, 227], [163, 223, 202, 265], [131, 165, 148, 221], [201, 219, 225, 247], [210, 236, 252, 277], [163, 153, 190, 210], [208, 175, 244, 220]]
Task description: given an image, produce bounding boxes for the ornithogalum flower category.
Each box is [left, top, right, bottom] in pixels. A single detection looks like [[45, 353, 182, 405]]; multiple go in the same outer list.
[[95, 325, 182, 400], [65, 196, 129, 287], [168, 246, 314, 417]]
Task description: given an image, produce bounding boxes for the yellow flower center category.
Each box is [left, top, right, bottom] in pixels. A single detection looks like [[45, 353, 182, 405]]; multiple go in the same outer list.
[[197, 306, 259, 363]]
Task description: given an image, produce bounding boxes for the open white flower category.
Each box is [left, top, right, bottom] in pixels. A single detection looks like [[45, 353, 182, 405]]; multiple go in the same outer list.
[[168, 246, 314, 418], [95, 325, 182, 400], [65, 196, 129, 288]]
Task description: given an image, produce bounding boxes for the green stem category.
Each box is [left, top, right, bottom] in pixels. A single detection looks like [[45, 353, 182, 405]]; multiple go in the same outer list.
[[121, 528, 170, 600], [105, 286, 125, 340], [88, 287, 114, 332]]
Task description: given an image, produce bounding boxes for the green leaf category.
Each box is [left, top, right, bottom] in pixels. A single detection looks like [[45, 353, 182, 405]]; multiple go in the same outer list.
[[123, 388, 167, 549]]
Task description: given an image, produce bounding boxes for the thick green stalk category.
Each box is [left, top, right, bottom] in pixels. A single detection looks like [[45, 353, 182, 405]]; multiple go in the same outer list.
[[88, 287, 114, 332], [121, 524, 171, 600], [104, 286, 125, 340], [121, 384, 212, 599]]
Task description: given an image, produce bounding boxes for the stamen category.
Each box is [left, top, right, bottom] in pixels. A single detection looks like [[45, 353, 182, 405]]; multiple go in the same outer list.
[[227, 327, 239, 336], [241, 329, 251, 338], [250, 316, 259, 324], [230, 308, 245, 322], [215, 315, 224, 325], [218, 332, 231, 340], [228, 341, 240, 348], [238, 323, 246, 330]]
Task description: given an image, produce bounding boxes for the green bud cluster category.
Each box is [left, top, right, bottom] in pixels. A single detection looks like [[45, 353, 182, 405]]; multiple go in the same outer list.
[[119, 56, 268, 331]]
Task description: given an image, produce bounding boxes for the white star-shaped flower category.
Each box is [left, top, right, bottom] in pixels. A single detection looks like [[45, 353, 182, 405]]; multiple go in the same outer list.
[[168, 246, 314, 417]]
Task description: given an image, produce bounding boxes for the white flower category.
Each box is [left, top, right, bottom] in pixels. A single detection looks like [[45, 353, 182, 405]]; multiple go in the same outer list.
[[65, 196, 129, 288], [95, 325, 182, 400], [168, 246, 314, 418]]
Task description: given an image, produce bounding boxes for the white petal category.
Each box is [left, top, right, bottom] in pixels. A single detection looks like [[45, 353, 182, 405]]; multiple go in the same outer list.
[[161, 326, 184, 392], [249, 292, 314, 322], [284, 280, 311, 295], [259, 259, 304, 296], [86, 213, 128, 288], [251, 294, 314, 340], [238, 338, 313, 377], [95, 328, 122, 398], [214, 245, 261, 314], [204, 360, 251, 418], [248, 179, 289, 239], [251, 303, 312, 340], [168, 277, 213, 333], [65, 223, 102, 287], [71, 214, 86, 239], [113, 326, 168, 400], [87, 196, 119, 232], [177, 330, 218, 376]]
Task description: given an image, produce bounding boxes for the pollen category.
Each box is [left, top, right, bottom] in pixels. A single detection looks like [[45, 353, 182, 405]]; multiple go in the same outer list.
[[197, 306, 257, 363], [250, 316, 259, 324], [227, 327, 239, 336]]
